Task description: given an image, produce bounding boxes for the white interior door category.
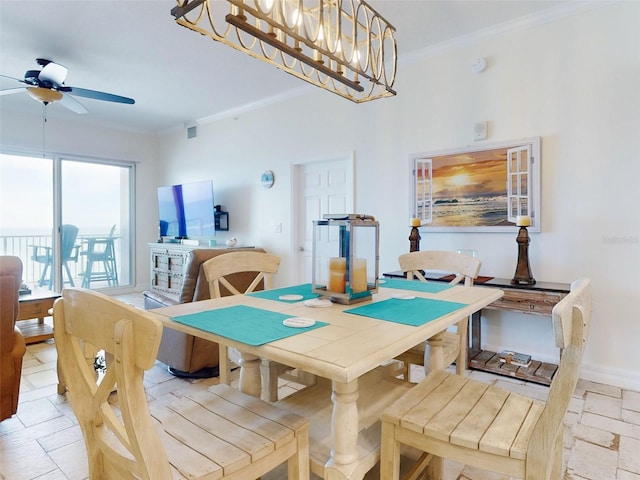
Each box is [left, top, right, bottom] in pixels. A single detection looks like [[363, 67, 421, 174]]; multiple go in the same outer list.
[[293, 155, 354, 283]]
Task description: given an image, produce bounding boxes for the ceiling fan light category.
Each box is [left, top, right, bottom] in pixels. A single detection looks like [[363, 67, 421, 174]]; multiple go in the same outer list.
[[27, 87, 63, 104]]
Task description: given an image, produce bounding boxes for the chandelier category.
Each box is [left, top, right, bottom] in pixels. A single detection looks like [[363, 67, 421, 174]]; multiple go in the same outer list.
[[171, 0, 397, 102]]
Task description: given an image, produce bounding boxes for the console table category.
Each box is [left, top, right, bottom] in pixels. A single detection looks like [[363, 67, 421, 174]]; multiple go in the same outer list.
[[382, 271, 570, 385]]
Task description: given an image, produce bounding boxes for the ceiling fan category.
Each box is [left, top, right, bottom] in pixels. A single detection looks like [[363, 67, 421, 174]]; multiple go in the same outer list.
[[0, 58, 135, 114]]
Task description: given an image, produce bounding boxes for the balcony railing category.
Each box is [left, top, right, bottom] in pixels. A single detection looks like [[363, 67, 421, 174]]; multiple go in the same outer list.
[[0, 233, 120, 289]]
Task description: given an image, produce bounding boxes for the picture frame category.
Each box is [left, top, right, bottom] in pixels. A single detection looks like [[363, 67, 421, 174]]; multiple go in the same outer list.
[[410, 137, 541, 232]]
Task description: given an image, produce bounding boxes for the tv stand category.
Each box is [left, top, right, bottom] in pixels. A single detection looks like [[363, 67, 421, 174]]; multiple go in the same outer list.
[[148, 243, 215, 300]]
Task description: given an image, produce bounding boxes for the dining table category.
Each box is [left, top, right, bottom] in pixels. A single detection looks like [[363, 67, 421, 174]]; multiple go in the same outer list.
[[150, 279, 503, 480]]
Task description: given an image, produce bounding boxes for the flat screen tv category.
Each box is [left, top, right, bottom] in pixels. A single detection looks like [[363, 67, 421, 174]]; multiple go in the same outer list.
[[158, 180, 216, 238]]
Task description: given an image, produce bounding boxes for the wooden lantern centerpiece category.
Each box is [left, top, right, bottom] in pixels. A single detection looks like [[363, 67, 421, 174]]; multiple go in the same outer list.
[[312, 214, 379, 304]]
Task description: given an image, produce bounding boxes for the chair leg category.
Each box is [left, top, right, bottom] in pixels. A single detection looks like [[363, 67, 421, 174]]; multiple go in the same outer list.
[[38, 262, 50, 287], [63, 261, 75, 287], [219, 345, 231, 385], [287, 423, 310, 480], [455, 319, 468, 376], [425, 455, 444, 480], [260, 359, 279, 402], [380, 421, 402, 480]]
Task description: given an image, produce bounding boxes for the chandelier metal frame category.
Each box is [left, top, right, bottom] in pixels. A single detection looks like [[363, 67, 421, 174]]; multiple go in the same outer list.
[[171, 0, 397, 102]]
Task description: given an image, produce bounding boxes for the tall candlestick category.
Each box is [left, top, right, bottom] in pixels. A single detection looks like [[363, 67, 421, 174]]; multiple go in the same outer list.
[[512, 226, 536, 285], [409, 226, 421, 252]]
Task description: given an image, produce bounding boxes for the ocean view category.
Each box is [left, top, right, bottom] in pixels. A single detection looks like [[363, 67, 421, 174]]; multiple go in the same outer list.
[[430, 195, 513, 227]]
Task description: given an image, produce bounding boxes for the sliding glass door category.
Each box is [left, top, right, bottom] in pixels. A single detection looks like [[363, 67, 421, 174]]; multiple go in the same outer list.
[[0, 152, 134, 292]]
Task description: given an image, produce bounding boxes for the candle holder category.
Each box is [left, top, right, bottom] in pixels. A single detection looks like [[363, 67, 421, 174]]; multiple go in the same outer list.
[[512, 225, 536, 285], [409, 226, 421, 252]]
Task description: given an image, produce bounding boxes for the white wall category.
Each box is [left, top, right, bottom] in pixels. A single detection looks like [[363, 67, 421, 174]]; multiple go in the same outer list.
[[157, 2, 640, 390]]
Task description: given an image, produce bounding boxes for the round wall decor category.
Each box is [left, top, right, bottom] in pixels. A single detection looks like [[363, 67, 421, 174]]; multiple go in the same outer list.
[[261, 170, 275, 189]]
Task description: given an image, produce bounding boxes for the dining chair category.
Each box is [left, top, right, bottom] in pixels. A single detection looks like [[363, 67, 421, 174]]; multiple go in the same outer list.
[[203, 251, 298, 402], [31, 224, 80, 289], [53, 288, 309, 480], [81, 224, 118, 288], [396, 250, 481, 381], [380, 277, 591, 480]]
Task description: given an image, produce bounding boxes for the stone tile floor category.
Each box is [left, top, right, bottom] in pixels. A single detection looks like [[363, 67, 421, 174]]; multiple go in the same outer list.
[[1, 294, 639, 479]]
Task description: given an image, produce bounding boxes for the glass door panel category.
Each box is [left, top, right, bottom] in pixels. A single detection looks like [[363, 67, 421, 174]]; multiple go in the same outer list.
[[0, 153, 54, 289], [61, 159, 132, 290]]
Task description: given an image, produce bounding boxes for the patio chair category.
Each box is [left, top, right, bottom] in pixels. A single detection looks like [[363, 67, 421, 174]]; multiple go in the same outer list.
[[31, 224, 79, 289], [80, 224, 118, 288]]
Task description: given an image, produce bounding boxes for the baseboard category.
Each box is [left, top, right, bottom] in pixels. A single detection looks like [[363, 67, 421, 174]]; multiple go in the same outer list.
[[579, 362, 640, 392]]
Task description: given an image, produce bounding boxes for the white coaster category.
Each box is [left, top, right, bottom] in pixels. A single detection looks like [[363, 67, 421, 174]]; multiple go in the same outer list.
[[283, 317, 316, 328], [391, 293, 415, 300], [304, 299, 333, 308], [279, 294, 304, 301]]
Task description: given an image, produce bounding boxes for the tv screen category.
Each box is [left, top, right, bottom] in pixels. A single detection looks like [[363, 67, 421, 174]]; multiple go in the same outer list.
[[158, 180, 215, 238]]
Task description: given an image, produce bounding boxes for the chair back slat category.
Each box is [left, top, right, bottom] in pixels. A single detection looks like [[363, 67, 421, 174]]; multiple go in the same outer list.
[[203, 251, 281, 299], [398, 250, 481, 286], [61, 224, 79, 261]]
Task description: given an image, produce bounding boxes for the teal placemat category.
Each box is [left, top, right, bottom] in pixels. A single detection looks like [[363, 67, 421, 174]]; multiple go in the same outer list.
[[380, 277, 453, 293], [172, 305, 327, 346], [247, 283, 319, 302], [344, 297, 467, 326]]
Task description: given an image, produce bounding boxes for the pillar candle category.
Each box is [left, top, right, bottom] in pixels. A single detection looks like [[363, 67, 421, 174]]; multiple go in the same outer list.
[[328, 257, 346, 293], [351, 258, 368, 293], [410, 217, 421, 227], [516, 215, 531, 227]]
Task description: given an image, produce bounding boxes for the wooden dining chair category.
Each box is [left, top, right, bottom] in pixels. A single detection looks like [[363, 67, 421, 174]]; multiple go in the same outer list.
[[396, 250, 482, 381], [202, 250, 292, 401], [380, 277, 591, 480], [53, 288, 309, 480]]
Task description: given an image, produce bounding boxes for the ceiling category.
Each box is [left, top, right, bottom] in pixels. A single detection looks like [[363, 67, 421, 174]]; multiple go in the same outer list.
[[0, 1, 569, 135]]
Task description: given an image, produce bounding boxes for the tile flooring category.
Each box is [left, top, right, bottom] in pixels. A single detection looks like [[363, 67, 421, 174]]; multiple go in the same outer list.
[[2, 294, 639, 479]]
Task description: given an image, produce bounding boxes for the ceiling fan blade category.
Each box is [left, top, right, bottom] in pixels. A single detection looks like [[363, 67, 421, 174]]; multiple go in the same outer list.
[[65, 86, 135, 104], [0, 73, 27, 84], [58, 93, 88, 114], [0, 87, 27, 96], [39, 61, 68, 86]]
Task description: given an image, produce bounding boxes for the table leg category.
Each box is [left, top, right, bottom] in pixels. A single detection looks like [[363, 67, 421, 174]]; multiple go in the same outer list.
[[425, 331, 446, 372], [237, 351, 262, 398], [324, 379, 359, 480]]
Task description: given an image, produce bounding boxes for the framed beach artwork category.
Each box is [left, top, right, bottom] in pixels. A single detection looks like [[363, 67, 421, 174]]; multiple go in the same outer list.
[[410, 137, 541, 232]]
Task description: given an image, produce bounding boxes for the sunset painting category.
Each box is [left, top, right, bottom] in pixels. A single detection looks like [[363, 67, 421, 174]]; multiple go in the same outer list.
[[428, 147, 512, 227]]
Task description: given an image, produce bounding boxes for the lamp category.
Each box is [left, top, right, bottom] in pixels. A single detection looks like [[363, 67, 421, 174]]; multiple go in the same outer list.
[[27, 87, 63, 105], [171, 0, 397, 102]]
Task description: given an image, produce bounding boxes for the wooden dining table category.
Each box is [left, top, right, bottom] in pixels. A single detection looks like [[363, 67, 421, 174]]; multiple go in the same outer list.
[[151, 280, 503, 480]]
